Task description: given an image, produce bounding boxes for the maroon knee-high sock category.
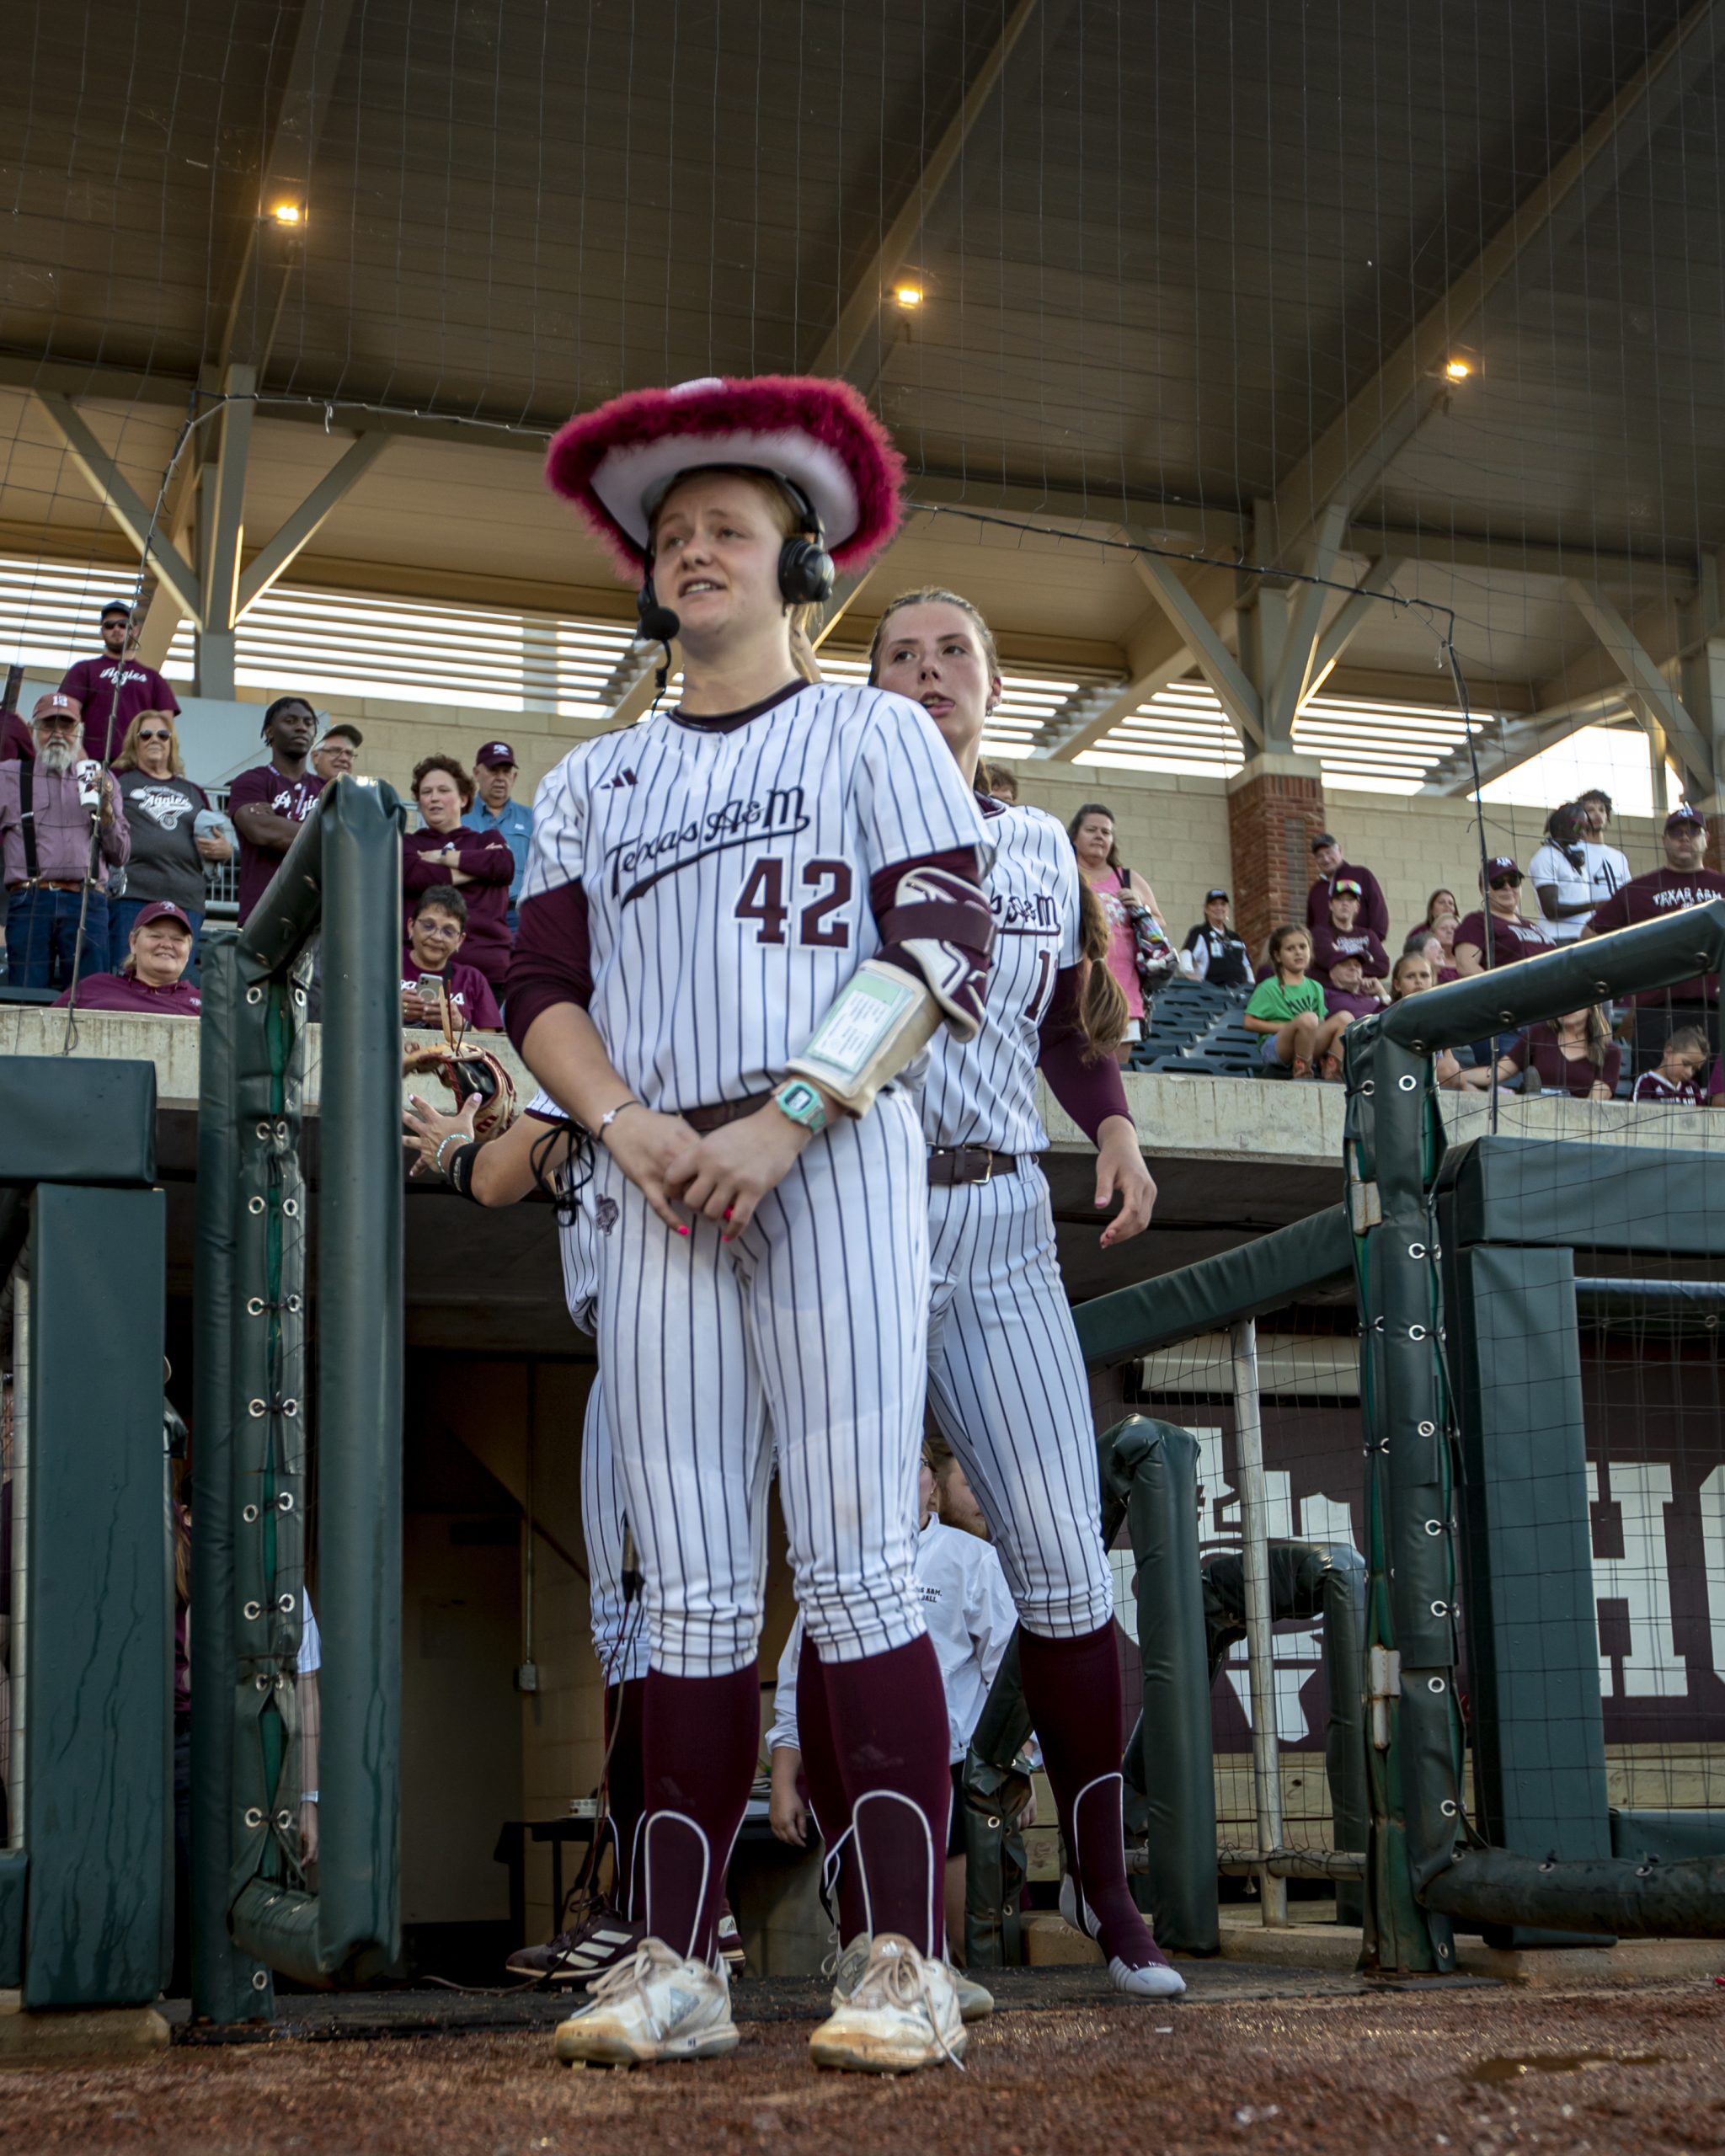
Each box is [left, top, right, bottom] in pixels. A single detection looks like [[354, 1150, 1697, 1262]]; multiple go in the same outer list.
[[602, 1678, 647, 1919], [794, 1632, 868, 1943], [1018, 1623, 1167, 1971], [820, 1636, 952, 1958], [641, 1664, 758, 1964]]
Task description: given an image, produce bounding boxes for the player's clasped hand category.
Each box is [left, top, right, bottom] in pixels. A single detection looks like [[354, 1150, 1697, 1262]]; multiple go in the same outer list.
[[664, 1105, 813, 1239], [1094, 1114, 1156, 1248], [599, 1104, 706, 1234]]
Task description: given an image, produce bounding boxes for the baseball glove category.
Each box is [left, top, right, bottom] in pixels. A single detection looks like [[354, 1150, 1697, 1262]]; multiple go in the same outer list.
[[401, 1041, 520, 1143]]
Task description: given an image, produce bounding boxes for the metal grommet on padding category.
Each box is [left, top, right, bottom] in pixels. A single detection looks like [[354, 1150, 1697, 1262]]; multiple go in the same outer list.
[[248, 1398, 267, 1417], [1429, 1604, 1450, 1620], [277, 1592, 296, 1614], [246, 985, 264, 1005], [281, 1399, 298, 1418], [1409, 1039, 1428, 1055], [276, 1120, 290, 1139], [276, 1808, 294, 1830], [1361, 1080, 1375, 1097], [247, 1297, 265, 1316], [252, 1968, 270, 1991], [1408, 1325, 1427, 1341], [247, 1195, 266, 1215], [1397, 1073, 1418, 1091], [255, 1121, 270, 1139], [1408, 1243, 1427, 1259], [1429, 1675, 1448, 1692], [254, 1672, 270, 1691], [1424, 1518, 1443, 1536], [1440, 1800, 1459, 1818], [243, 1600, 262, 1620], [287, 1294, 302, 1314], [1373, 1316, 1386, 1332], [243, 1806, 264, 1829], [243, 1503, 259, 1523], [1418, 1419, 1436, 1437], [283, 1198, 300, 1218], [278, 1492, 295, 1513]]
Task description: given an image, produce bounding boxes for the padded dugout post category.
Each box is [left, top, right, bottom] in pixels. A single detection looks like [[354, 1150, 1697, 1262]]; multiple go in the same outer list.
[[191, 777, 404, 2020]]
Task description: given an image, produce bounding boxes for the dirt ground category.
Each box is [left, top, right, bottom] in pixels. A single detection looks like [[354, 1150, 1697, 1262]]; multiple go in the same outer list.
[[6, 1976, 1724, 2156]]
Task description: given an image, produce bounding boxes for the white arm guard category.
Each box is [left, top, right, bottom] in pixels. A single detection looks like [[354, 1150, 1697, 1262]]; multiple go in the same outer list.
[[786, 958, 944, 1117]]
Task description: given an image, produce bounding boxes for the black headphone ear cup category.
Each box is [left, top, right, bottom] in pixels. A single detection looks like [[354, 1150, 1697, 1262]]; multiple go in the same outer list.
[[778, 537, 835, 606]]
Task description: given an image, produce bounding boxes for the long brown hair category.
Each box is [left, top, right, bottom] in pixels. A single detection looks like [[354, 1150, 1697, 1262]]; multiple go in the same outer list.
[[1555, 1004, 1614, 1070], [1074, 877, 1130, 1060]]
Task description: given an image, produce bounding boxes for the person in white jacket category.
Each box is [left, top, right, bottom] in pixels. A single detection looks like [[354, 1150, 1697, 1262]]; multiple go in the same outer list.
[[768, 1447, 1018, 1970]]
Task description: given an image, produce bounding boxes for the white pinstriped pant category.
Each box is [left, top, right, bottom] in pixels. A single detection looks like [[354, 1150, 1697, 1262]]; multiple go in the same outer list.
[[591, 1089, 933, 1679], [580, 1374, 652, 1687], [925, 1160, 1115, 1636]]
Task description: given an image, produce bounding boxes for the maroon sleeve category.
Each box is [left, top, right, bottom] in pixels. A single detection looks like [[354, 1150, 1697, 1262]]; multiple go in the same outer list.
[[402, 832, 447, 894], [1587, 884, 1630, 933], [463, 967, 504, 1031], [504, 883, 593, 1055], [1306, 878, 1327, 931], [868, 845, 993, 1028], [58, 658, 93, 702], [1364, 932, 1389, 976], [225, 766, 270, 813], [1308, 924, 1342, 978], [462, 829, 517, 885], [1362, 869, 1390, 942], [1037, 964, 1132, 1144]]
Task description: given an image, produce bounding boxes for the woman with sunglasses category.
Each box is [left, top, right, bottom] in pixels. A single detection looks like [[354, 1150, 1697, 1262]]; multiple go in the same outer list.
[[1452, 855, 1555, 976], [108, 709, 232, 979]]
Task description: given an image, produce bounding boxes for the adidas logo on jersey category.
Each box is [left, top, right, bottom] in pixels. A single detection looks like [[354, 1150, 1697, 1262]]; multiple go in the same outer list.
[[602, 768, 638, 789]]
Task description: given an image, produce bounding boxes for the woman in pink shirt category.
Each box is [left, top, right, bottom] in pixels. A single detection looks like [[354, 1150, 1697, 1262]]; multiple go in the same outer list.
[[1067, 801, 1165, 1060]]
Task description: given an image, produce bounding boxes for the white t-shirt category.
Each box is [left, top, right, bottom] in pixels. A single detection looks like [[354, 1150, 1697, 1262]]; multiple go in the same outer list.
[[1528, 841, 1592, 943], [1581, 839, 1632, 907], [768, 1518, 1018, 1766]]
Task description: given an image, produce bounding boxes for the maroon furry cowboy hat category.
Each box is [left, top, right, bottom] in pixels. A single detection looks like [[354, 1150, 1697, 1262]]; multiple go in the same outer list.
[[545, 375, 905, 579]]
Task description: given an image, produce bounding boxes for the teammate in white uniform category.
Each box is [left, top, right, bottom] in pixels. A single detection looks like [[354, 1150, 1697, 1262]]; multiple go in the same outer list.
[[508, 377, 996, 2072], [854, 588, 1183, 2000]]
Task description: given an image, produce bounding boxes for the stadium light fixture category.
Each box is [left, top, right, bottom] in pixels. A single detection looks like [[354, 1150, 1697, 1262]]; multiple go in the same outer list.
[[1444, 358, 1471, 381], [271, 202, 304, 227], [893, 283, 924, 310]]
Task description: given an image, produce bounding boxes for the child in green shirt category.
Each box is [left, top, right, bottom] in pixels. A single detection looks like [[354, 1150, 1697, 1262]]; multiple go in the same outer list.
[[1243, 925, 1354, 1079]]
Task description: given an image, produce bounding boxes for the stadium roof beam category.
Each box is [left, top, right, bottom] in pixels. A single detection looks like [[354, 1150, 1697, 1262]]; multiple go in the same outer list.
[[807, 0, 1044, 383], [233, 432, 391, 617], [1566, 578, 1715, 792], [1270, 0, 1725, 571], [1133, 552, 1263, 749], [1308, 558, 1406, 691], [1423, 689, 1629, 796], [32, 390, 204, 627], [1039, 561, 1241, 760]]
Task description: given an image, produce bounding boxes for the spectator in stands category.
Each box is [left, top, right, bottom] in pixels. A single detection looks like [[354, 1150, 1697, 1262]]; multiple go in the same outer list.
[[1418, 893, 1462, 979], [401, 884, 503, 1032], [227, 697, 324, 926], [1632, 1023, 1712, 1105], [1453, 857, 1555, 974], [1578, 788, 1632, 904], [1402, 928, 1455, 986], [1069, 801, 1167, 1059], [1584, 807, 1725, 1073], [108, 711, 230, 978], [1529, 803, 1595, 943], [1498, 1007, 1621, 1102], [60, 599, 181, 766], [309, 722, 363, 783], [1388, 950, 1466, 1089], [405, 755, 515, 994], [1181, 888, 1252, 993], [1307, 832, 1388, 942], [51, 900, 200, 1015], [1243, 924, 1352, 1081], [464, 740, 535, 931], [0, 692, 129, 989], [982, 763, 1018, 804], [1322, 951, 1386, 1022], [1311, 880, 1389, 993], [768, 1445, 1017, 1966]]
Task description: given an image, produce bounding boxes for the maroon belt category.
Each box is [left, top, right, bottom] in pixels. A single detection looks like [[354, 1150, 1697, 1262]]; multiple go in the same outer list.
[[927, 1145, 1018, 1187], [680, 1091, 776, 1135]]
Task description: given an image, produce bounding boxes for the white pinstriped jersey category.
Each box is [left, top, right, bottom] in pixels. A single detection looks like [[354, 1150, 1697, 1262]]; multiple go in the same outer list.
[[525, 1088, 598, 1333], [521, 683, 989, 1111], [920, 800, 1082, 1154]]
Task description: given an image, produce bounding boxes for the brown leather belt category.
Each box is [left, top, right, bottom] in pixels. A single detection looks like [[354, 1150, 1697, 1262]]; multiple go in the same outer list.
[[927, 1145, 1018, 1187], [7, 878, 90, 894], [680, 1090, 776, 1135]]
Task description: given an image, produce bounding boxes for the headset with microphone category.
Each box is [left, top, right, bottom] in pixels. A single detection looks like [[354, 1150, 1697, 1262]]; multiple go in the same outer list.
[[636, 468, 836, 686]]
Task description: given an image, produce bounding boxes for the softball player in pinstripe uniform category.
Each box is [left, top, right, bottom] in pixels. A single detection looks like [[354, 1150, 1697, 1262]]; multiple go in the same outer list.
[[506, 378, 998, 2073], [862, 590, 1185, 2000]]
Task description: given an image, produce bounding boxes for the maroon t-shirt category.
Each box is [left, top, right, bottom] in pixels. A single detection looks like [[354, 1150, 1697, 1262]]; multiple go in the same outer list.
[[1587, 867, 1725, 1006], [400, 946, 504, 1031], [1310, 924, 1388, 986], [1508, 1023, 1621, 1099], [60, 655, 181, 764], [1455, 908, 1554, 970], [53, 971, 201, 1015], [228, 763, 325, 923], [403, 825, 515, 989], [0, 710, 32, 762]]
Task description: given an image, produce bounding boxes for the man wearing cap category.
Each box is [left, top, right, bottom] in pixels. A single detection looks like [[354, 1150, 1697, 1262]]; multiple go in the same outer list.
[[59, 600, 181, 766], [1306, 832, 1388, 943], [1585, 808, 1725, 1071], [0, 692, 129, 989], [52, 900, 200, 1016], [310, 722, 364, 784], [227, 697, 324, 925], [464, 741, 534, 931], [1180, 888, 1252, 991]]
